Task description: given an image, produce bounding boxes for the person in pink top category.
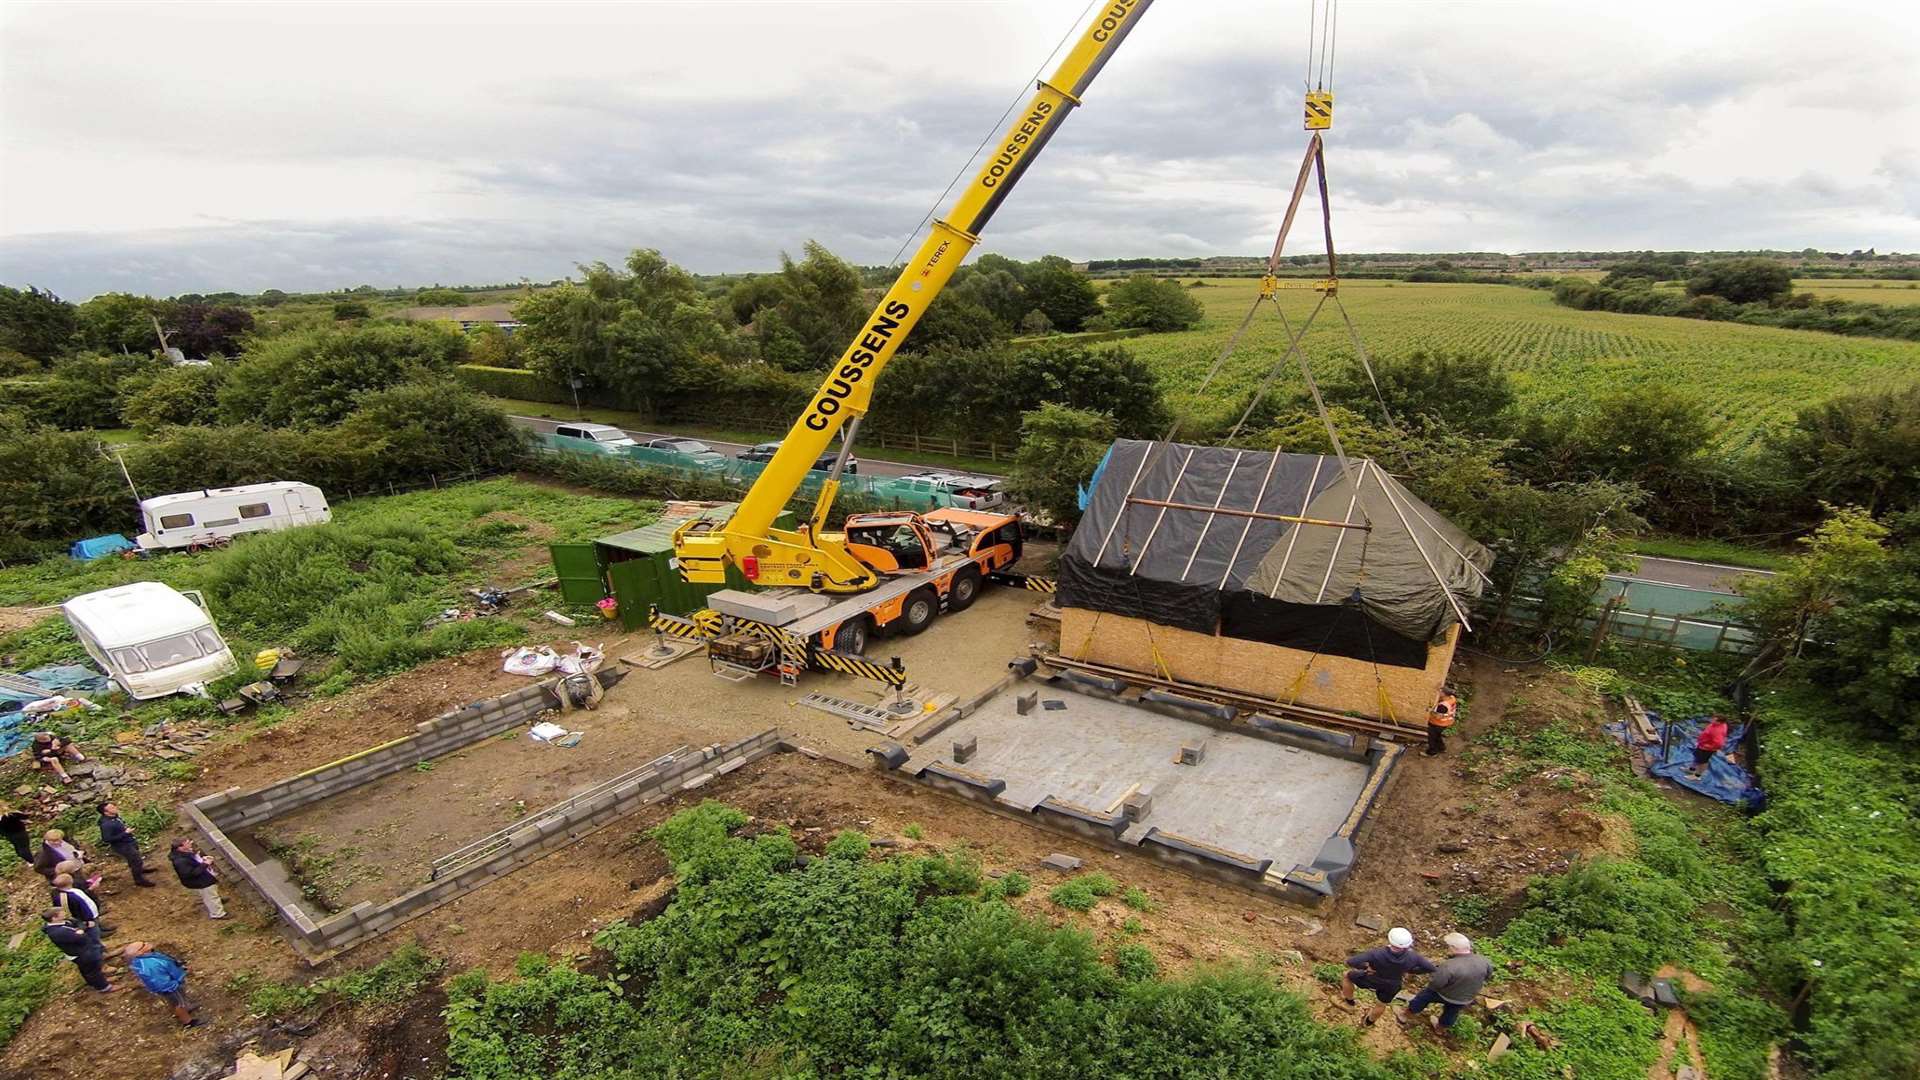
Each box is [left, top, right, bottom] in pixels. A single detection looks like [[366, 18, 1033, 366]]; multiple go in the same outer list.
[[1687, 715, 1729, 779]]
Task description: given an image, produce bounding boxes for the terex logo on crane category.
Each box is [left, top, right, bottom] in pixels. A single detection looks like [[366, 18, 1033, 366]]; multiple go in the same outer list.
[[802, 299, 911, 431]]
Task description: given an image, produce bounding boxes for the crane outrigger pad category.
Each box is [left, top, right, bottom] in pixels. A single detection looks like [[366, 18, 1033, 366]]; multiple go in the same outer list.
[[1059, 440, 1491, 666]]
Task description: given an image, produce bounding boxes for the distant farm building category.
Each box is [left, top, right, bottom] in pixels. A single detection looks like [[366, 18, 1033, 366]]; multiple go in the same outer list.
[[395, 304, 521, 333]]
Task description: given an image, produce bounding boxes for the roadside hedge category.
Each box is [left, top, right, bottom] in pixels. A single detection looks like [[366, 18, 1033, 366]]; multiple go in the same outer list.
[[454, 364, 573, 407]]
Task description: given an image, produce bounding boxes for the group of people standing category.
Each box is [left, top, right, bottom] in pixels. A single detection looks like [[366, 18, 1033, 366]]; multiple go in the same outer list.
[[3, 793, 228, 1028], [1339, 926, 1495, 1034]]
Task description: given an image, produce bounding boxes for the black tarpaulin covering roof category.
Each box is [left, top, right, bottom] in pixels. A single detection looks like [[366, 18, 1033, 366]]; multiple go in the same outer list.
[[1057, 440, 1493, 663]]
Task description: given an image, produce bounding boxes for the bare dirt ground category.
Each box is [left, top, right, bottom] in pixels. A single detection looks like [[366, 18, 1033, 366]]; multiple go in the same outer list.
[[1, 583, 1625, 1080]]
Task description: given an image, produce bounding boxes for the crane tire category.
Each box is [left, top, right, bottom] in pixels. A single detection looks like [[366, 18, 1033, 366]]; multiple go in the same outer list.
[[947, 567, 983, 613], [900, 587, 939, 635]]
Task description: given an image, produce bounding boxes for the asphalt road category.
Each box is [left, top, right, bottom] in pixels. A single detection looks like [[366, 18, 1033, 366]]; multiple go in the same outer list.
[[1625, 555, 1774, 594], [507, 415, 994, 480]]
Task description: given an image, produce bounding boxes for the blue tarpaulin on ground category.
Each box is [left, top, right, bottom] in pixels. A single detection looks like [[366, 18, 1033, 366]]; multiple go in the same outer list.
[[20, 665, 110, 694], [69, 534, 134, 560], [1608, 712, 1765, 809], [0, 664, 111, 754]]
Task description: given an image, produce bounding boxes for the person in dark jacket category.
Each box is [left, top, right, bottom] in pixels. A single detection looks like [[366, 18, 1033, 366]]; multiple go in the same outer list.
[[97, 803, 155, 886], [1340, 927, 1436, 1026], [41, 908, 111, 992], [51, 871, 111, 938], [1399, 932, 1494, 1034], [33, 828, 93, 885], [170, 837, 226, 919], [0, 803, 30, 864]]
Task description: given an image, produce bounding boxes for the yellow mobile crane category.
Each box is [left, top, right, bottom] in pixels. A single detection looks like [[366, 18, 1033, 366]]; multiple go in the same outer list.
[[673, 0, 1155, 602]]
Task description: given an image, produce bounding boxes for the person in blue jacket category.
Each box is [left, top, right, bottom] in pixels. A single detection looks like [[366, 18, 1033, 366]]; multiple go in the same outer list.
[[123, 941, 201, 1027]]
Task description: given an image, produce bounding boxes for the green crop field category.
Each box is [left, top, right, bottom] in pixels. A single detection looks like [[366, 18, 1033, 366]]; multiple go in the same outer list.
[[1791, 278, 1920, 306], [1123, 278, 1920, 450]]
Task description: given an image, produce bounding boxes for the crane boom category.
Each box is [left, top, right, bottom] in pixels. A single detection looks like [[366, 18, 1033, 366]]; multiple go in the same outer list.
[[674, 0, 1156, 592]]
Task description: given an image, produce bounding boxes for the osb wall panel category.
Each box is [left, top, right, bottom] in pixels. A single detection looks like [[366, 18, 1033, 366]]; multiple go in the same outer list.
[[1058, 608, 1457, 728]]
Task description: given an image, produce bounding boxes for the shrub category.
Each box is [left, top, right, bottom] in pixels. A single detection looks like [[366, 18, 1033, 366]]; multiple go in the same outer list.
[[0, 939, 64, 1047], [1101, 274, 1205, 332], [824, 829, 870, 861], [454, 364, 571, 406], [218, 321, 468, 427], [1048, 872, 1117, 912], [1111, 943, 1157, 981]]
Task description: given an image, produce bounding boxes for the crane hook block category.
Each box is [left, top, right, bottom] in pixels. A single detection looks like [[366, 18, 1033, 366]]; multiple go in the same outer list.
[[1304, 91, 1333, 131]]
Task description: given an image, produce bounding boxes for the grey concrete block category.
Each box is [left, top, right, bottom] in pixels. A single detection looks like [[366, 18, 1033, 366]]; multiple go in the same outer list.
[[1017, 691, 1039, 716], [1040, 853, 1082, 872], [952, 735, 978, 764], [1122, 790, 1153, 822], [682, 772, 716, 790], [1178, 742, 1205, 766]]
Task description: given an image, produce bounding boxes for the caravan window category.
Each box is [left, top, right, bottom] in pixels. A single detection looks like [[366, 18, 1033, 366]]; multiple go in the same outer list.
[[238, 502, 272, 519], [137, 631, 214, 667], [159, 513, 194, 530], [110, 648, 150, 673]]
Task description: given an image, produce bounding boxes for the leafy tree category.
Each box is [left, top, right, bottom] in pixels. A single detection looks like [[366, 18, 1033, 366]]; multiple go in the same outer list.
[[121, 363, 230, 430], [1003, 342, 1168, 439], [949, 267, 1029, 327], [413, 287, 468, 306], [466, 322, 524, 369], [1815, 513, 1920, 741], [1006, 405, 1115, 527], [1770, 384, 1920, 517], [1517, 383, 1711, 495], [900, 293, 1006, 353], [158, 301, 254, 358], [76, 292, 161, 354], [1021, 257, 1101, 333], [1018, 309, 1054, 335], [1322, 349, 1516, 437], [332, 298, 373, 320], [761, 241, 866, 370], [1100, 275, 1204, 332], [258, 289, 289, 308], [1740, 506, 1891, 661], [218, 322, 468, 427], [0, 285, 78, 361], [724, 274, 785, 326], [337, 380, 528, 480], [1600, 260, 1676, 287], [6, 354, 166, 430], [1686, 258, 1793, 305], [515, 249, 733, 413], [0, 416, 129, 561]]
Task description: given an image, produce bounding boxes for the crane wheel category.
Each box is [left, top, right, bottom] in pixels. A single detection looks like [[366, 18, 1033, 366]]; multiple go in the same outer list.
[[900, 588, 939, 635], [833, 616, 871, 656], [947, 567, 983, 613]]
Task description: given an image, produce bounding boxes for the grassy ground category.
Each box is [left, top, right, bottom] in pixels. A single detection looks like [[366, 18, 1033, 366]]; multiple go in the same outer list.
[[1127, 278, 1920, 452], [486, 396, 1007, 474], [0, 477, 654, 714], [1625, 536, 1790, 570]]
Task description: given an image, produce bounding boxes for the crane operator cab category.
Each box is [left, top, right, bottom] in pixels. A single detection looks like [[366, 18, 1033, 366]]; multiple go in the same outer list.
[[844, 513, 936, 573]]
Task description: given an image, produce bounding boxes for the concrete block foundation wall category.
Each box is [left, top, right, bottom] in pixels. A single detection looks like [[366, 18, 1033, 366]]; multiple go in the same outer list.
[[185, 673, 782, 961], [1058, 608, 1457, 731]]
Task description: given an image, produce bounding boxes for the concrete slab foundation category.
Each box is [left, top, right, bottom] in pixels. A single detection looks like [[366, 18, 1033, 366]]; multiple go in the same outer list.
[[872, 662, 1400, 904]]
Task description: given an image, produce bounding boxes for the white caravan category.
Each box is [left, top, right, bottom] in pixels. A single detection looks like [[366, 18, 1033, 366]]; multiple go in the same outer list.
[[62, 582, 238, 699], [134, 481, 330, 551]]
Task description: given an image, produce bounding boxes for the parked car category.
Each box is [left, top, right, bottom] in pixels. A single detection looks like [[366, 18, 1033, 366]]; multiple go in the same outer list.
[[736, 441, 860, 474], [893, 472, 1008, 511], [134, 481, 331, 552], [62, 582, 237, 699], [547, 422, 638, 456], [636, 438, 729, 472]]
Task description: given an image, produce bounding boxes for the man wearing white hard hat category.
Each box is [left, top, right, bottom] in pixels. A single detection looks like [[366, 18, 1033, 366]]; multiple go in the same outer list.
[[1399, 931, 1494, 1034], [1339, 926, 1435, 1027]]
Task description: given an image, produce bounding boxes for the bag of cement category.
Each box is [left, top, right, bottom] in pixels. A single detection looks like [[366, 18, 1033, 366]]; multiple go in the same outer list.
[[528, 721, 568, 742], [503, 646, 559, 677]]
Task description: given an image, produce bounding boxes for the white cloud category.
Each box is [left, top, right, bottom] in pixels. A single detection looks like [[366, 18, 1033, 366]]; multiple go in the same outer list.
[[2, 0, 1917, 297]]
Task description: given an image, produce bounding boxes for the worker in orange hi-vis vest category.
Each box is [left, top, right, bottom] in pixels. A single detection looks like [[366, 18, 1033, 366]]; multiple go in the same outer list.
[[1424, 690, 1458, 758]]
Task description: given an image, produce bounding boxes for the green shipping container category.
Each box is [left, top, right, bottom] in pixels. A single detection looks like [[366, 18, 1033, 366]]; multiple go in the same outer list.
[[550, 504, 790, 631]]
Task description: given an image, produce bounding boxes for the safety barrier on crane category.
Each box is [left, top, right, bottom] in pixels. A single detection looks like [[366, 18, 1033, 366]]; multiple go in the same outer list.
[[813, 649, 907, 688], [647, 610, 712, 640], [989, 571, 1058, 594]]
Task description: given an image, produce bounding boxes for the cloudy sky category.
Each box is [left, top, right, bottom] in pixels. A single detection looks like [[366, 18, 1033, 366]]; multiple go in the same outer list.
[[3, 0, 1917, 299]]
